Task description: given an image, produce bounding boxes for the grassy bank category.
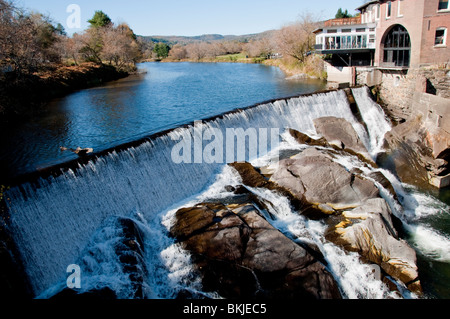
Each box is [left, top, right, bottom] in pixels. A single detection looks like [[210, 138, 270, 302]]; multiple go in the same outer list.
[[159, 53, 327, 80], [263, 55, 327, 80], [159, 53, 265, 64], [0, 62, 128, 123]]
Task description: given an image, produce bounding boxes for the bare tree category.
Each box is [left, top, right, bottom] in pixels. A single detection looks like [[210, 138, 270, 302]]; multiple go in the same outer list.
[[101, 24, 141, 71], [186, 42, 210, 61], [0, 1, 39, 74], [274, 13, 318, 63], [245, 37, 274, 58], [58, 33, 84, 65], [168, 44, 188, 60]]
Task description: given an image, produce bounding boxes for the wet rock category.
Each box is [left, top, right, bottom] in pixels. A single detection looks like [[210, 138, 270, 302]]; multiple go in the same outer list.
[[313, 117, 368, 156], [367, 171, 397, 200], [383, 116, 450, 189], [50, 217, 148, 300], [288, 128, 377, 169], [228, 162, 325, 219], [116, 218, 147, 299], [270, 147, 380, 210], [288, 129, 329, 147], [325, 198, 422, 294], [170, 203, 342, 299], [229, 157, 422, 295]]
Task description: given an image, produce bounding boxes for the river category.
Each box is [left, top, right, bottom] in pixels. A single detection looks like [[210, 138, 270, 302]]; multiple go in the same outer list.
[[0, 62, 325, 182], [1, 62, 449, 299]]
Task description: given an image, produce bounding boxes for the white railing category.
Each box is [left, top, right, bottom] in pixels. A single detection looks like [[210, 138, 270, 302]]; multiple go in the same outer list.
[[316, 34, 376, 51]]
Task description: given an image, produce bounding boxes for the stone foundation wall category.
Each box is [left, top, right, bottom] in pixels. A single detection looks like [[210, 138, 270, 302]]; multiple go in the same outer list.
[[356, 66, 450, 122], [377, 69, 415, 121]]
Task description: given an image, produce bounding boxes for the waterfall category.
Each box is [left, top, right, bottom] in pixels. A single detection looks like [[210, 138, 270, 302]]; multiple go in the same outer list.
[[5, 90, 366, 297], [7, 87, 447, 299], [352, 86, 392, 158]]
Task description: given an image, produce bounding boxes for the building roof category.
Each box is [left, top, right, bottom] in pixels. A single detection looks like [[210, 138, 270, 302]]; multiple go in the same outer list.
[[355, 0, 380, 12], [324, 16, 362, 27]]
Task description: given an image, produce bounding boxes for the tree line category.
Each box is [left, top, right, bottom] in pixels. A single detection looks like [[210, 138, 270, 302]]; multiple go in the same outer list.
[[1, 0, 350, 81], [141, 13, 319, 66], [0, 0, 142, 78]]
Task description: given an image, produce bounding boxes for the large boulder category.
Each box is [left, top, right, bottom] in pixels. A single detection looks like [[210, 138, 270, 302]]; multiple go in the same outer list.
[[313, 117, 369, 157], [171, 202, 342, 299], [270, 147, 380, 210], [383, 116, 450, 188], [325, 198, 422, 294], [228, 162, 325, 219], [230, 152, 422, 295]]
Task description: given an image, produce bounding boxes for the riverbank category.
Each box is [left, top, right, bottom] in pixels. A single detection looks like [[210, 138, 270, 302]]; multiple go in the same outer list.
[[263, 56, 327, 80], [0, 63, 129, 124], [152, 53, 327, 80]]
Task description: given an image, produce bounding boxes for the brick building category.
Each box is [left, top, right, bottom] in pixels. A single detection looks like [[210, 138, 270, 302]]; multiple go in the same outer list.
[[315, 0, 450, 69], [375, 0, 450, 68]]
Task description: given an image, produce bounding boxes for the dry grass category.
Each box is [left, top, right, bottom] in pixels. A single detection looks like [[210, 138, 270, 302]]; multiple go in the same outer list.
[[264, 55, 327, 80]]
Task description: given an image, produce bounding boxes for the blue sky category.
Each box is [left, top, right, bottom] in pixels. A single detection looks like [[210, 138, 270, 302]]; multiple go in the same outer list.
[[18, 0, 366, 36]]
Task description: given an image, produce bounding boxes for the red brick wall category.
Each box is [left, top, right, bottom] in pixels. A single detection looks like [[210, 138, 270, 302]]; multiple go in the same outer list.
[[420, 1, 450, 65], [375, 0, 426, 67], [374, 0, 450, 66]]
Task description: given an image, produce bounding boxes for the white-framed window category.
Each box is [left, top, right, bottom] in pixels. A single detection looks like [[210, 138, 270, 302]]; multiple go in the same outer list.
[[438, 0, 449, 11], [435, 27, 447, 46], [398, 0, 404, 17], [376, 4, 381, 20], [386, 1, 392, 19]]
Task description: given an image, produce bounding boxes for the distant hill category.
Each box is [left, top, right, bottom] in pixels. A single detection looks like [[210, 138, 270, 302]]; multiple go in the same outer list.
[[138, 30, 276, 45]]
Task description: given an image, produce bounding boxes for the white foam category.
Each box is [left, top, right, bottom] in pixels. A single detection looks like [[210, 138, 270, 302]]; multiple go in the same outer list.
[[243, 186, 398, 299]]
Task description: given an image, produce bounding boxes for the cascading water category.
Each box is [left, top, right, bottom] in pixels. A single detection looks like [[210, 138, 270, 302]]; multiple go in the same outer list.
[[351, 86, 392, 158], [5, 90, 365, 297], [4, 88, 449, 299]]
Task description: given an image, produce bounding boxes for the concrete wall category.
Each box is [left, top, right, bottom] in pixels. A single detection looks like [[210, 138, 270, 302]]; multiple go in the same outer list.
[[412, 90, 450, 188], [412, 91, 450, 133], [326, 64, 355, 85], [356, 67, 383, 86]]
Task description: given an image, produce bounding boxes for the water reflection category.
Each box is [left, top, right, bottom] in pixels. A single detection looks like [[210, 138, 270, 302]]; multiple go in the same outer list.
[[0, 62, 325, 182]]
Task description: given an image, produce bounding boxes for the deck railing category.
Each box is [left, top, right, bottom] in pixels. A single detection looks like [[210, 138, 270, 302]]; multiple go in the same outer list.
[[324, 17, 362, 27]]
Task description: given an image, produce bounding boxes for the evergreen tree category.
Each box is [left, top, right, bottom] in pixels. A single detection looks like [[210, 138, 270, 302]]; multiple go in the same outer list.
[[335, 8, 353, 18], [88, 10, 112, 28], [154, 43, 170, 59]]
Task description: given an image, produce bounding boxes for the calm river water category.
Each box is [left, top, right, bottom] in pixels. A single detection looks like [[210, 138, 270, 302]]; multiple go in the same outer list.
[[0, 62, 325, 182]]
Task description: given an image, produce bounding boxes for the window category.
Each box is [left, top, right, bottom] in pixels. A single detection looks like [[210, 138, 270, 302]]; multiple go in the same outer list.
[[383, 25, 411, 67], [342, 28, 352, 33], [356, 28, 366, 32], [435, 28, 447, 46], [376, 4, 381, 19], [438, 0, 449, 10], [398, 0, 404, 16], [386, 1, 392, 18], [327, 29, 337, 33]]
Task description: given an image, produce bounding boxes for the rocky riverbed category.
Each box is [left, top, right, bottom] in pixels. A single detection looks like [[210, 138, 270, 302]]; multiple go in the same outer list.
[[166, 115, 430, 299]]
